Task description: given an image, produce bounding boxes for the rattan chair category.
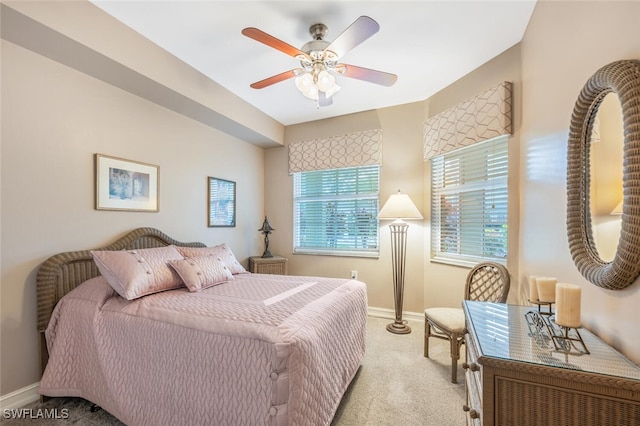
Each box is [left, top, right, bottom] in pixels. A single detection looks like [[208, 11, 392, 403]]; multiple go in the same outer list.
[[424, 261, 510, 383]]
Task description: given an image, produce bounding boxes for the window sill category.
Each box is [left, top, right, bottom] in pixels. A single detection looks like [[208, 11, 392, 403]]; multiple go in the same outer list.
[[430, 256, 506, 269], [293, 249, 379, 259]]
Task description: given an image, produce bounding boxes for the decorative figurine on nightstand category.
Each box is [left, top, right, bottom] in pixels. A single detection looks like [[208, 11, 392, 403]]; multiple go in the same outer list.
[[258, 216, 274, 258]]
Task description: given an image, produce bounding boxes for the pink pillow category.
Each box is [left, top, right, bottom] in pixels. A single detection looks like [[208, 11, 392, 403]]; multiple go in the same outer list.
[[168, 255, 234, 292], [91, 245, 184, 300], [177, 243, 247, 274]]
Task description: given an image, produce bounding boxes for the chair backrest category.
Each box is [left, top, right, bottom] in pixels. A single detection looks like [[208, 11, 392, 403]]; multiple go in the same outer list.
[[464, 262, 510, 303]]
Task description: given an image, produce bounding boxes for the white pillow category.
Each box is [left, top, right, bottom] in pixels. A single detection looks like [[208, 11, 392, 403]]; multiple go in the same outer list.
[[91, 245, 184, 300], [168, 255, 234, 292], [176, 243, 247, 274]]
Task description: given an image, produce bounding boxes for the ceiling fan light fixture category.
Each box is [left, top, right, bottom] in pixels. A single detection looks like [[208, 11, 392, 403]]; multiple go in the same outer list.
[[244, 17, 396, 107], [304, 84, 319, 100], [294, 69, 339, 102], [295, 73, 319, 100], [316, 70, 335, 92], [294, 72, 313, 90], [324, 82, 341, 99]]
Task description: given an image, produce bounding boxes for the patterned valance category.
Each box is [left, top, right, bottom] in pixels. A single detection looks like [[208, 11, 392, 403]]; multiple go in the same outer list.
[[423, 81, 513, 160], [288, 129, 382, 174]]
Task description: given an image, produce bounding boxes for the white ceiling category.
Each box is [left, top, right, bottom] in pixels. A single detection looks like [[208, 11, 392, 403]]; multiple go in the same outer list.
[[92, 1, 536, 126]]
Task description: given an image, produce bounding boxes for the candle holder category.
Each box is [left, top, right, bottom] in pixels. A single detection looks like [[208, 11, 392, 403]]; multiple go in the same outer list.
[[550, 323, 590, 355], [525, 309, 589, 356], [528, 299, 554, 316]]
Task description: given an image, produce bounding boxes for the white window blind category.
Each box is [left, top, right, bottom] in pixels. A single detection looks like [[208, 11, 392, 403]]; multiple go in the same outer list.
[[293, 165, 380, 257], [431, 136, 508, 265]]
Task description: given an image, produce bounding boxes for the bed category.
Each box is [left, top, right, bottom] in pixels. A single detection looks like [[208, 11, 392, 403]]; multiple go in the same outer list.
[[36, 227, 367, 426]]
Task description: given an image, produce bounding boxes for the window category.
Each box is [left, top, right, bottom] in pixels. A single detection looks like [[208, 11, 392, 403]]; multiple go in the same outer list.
[[293, 165, 380, 257], [431, 136, 508, 266]]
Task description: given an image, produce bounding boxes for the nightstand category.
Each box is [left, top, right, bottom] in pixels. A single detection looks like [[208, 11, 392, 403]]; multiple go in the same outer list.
[[248, 256, 288, 275]]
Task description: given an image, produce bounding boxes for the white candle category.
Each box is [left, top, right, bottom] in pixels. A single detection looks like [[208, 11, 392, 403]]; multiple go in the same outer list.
[[555, 283, 582, 328], [536, 277, 557, 303], [529, 275, 540, 302]]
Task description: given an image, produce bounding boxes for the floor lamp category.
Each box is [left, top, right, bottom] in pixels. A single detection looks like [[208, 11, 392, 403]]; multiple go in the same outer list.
[[378, 190, 423, 334]]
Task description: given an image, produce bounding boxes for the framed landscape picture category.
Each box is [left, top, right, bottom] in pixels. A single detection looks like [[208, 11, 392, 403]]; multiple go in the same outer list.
[[208, 177, 236, 227], [95, 154, 159, 212]]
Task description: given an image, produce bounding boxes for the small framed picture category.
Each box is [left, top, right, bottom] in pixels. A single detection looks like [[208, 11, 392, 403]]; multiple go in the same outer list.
[[95, 154, 159, 212], [208, 177, 236, 227]]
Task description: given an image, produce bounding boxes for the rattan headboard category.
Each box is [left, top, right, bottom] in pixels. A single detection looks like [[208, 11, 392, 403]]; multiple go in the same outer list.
[[36, 227, 206, 333]]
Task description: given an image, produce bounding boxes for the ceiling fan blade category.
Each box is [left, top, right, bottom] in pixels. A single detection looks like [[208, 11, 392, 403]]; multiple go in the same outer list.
[[324, 16, 379, 59], [250, 69, 301, 89], [337, 64, 397, 87], [242, 27, 309, 59]]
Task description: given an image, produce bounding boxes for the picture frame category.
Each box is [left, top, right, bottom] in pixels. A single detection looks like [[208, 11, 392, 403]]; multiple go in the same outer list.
[[208, 177, 236, 227], [95, 154, 159, 212]]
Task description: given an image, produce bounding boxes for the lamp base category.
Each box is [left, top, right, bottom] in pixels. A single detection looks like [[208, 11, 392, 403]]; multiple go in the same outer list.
[[386, 321, 411, 334]]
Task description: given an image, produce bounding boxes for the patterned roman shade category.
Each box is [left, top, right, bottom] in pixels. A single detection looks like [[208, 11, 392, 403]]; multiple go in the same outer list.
[[288, 129, 382, 174], [423, 81, 513, 160]]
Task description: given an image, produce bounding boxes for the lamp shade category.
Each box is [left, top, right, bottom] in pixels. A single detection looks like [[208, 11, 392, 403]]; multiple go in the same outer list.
[[378, 191, 423, 220]]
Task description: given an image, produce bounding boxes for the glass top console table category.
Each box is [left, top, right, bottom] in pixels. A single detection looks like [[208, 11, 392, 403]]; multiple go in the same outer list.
[[462, 300, 640, 426]]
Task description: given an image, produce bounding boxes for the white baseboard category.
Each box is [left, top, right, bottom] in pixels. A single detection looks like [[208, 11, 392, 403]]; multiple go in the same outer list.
[[0, 382, 40, 410], [368, 306, 424, 323]]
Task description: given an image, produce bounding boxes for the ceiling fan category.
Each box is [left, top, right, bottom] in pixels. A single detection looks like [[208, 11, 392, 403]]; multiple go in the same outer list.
[[242, 16, 398, 107]]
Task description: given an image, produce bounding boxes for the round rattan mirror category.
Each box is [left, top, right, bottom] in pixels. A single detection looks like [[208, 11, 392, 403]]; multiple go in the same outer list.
[[567, 59, 640, 290]]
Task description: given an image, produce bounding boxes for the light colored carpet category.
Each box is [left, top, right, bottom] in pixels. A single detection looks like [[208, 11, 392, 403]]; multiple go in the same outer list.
[[2, 316, 466, 425], [332, 316, 466, 425]]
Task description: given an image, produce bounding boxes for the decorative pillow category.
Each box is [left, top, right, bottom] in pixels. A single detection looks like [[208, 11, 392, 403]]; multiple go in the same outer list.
[[177, 243, 247, 274], [91, 245, 185, 300], [168, 255, 234, 292]]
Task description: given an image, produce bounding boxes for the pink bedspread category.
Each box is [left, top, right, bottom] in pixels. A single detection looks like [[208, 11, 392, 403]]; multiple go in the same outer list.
[[39, 273, 368, 426]]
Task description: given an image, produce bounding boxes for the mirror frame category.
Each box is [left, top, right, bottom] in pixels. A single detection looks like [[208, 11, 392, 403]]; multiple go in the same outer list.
[[567, 59, 640, 290]]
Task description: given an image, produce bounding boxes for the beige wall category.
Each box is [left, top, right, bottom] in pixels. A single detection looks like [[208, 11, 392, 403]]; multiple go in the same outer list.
[[265, 0, 640, 368], [264, 45, 522, 317], [3, 0, 640, 402], [265, 105, 427, 312], [1, 1, 284, 147], [423, 45, 522, 309], [1, 40, 265, 395], [519, 1, 640, 363]]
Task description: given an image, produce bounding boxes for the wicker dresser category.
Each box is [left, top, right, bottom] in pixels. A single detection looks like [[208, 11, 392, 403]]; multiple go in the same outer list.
[[248, 256, 288, 275], [462, 300, 640, 426]]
